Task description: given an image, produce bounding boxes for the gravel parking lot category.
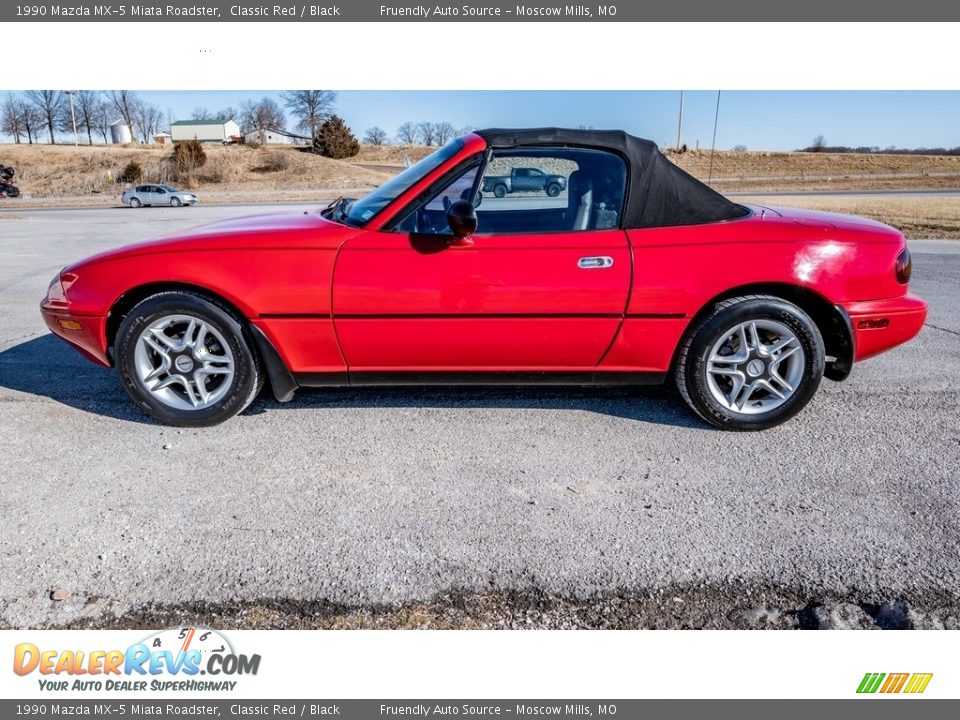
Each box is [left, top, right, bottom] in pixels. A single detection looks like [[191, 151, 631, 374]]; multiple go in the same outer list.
[[1, 204, 958, 629]]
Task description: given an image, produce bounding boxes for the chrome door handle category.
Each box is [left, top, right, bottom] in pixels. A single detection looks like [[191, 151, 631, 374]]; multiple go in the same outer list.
[[578, 256, 614, 269]]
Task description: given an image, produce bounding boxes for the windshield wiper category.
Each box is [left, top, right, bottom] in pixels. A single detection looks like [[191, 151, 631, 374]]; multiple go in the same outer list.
[[322, 196, 355, 225]]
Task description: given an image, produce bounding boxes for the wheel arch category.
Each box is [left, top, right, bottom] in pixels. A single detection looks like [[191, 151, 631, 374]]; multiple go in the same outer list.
[[105, 281, 297, 402], [673, 281, 854, 382]]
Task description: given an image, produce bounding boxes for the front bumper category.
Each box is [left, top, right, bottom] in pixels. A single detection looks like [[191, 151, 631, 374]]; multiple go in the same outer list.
[[39, 301, 111, 367], [846, 293, 927, 362]]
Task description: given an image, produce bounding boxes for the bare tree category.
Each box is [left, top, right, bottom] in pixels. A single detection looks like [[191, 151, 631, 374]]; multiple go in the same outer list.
[[1, 93, 24, 143], [191, 106, 212, 121], [433, 121, 456, 145], [280, 90, 336, 139], [396, 121, 417, 145], [732, 144, 747, 152], [92, 99, 113, 143], [363, 126, 388, 146], [108, 90, 141, 140], [239, 97, 286, 137], [215, 106, 237, 122], [811, 134, 827, 152], [25, 90, 65, 143], [416, 121, 436, 146], [457, 125, 476, 135], [20, 101, 43, 144], [63, 90, 100, 144], [134, 102, 163, 143]]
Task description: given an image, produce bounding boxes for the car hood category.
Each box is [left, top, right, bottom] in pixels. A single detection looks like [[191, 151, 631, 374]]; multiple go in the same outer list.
[[66, 210, 356, 270]]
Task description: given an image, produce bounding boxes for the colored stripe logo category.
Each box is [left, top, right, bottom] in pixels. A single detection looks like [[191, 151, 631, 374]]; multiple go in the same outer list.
[[857, 672, 933, 694]]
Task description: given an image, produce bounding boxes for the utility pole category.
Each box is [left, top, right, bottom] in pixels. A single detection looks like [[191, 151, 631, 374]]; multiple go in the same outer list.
[[708, 90, 721, 185], [65, 90, 78, 147], [676, 90, 684, 150]]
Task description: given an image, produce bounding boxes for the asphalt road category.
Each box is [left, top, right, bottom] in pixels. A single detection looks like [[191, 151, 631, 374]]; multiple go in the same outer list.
[[1, 204, 958, 630]]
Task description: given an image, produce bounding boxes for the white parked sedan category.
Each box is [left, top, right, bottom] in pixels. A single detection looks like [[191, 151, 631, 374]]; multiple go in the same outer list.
[[122, 184, 198, 208]]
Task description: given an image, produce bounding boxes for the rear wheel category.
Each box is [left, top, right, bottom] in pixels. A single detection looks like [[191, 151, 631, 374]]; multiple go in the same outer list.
[[129, 197, 142, 208], [675, 295, 825, 430], [493, 184, 507, 198], [115, 291, 263, 426]]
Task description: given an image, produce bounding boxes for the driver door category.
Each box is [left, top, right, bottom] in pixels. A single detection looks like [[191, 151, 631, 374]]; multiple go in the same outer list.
[[331, 149, 631, 373]]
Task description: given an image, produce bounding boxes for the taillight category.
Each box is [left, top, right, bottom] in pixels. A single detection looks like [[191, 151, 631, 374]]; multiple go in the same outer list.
[[895, 248, 912, 284], [46, 275, 67, 304]]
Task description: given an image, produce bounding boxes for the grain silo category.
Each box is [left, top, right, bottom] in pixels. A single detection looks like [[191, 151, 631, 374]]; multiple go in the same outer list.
[[110, 120, 133, 144]]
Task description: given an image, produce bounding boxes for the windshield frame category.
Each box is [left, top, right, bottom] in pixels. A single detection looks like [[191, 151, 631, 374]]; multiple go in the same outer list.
[[342, 138, 471, 228]]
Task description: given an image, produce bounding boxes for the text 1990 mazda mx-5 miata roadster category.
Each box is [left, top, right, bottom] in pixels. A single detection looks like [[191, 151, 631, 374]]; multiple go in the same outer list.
[[41, 129, 927, 429]]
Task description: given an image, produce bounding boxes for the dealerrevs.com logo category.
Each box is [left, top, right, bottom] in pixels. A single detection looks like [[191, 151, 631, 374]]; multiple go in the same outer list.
[[857, 673, 933, 695], [13, 627, 261, 692]]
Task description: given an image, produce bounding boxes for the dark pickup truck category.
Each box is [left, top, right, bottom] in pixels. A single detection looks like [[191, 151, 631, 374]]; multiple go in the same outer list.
[[482, 167, 567, 198]]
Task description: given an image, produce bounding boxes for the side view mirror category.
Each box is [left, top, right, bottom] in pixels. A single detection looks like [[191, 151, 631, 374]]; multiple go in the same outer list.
[[446, 199, 478, 242]]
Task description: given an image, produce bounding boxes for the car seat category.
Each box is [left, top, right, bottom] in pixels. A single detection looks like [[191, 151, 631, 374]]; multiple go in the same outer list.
[[566, 170, 594, 231]]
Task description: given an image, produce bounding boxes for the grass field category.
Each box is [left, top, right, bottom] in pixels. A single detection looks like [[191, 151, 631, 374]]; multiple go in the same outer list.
[[739, 194, 960, 239], [0, 143, 959, 237], [669, 148, 960, 192], [2, 142, 959, 198], [0, 143, 393, 200]]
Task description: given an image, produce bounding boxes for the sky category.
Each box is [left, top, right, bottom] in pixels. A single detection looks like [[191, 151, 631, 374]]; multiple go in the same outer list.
[[3, 90, 959, 151]]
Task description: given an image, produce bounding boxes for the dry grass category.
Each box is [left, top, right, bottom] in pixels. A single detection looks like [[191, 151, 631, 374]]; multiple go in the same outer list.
[[0, 143, 392, 199], [352, 144, 435, 165], [670, 148, 960, 180], [740, 194, 960, 239], [3, 143, 960, 219]]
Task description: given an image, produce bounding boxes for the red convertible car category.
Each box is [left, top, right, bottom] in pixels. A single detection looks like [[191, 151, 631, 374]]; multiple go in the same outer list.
[[41, 128, 926, 429]]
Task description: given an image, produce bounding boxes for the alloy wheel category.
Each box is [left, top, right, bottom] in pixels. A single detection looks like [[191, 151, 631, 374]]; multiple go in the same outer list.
[[705, 319, 805, 414], [132, 314, 235, 411]]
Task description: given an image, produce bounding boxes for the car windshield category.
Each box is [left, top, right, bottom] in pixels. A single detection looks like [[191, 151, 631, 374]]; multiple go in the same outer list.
[[344, 139, 464, 226]]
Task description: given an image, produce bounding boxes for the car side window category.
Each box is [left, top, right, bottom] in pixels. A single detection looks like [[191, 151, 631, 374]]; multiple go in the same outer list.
[[476, 147, 627, 233], [392, 165, 480, 235]]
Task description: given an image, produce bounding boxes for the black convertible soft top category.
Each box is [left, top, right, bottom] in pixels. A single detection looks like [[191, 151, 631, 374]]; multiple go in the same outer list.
[[475, 128, 749, 229]]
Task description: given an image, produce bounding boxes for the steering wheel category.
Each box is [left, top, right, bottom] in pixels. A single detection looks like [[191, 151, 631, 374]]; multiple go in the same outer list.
[[416, 206, 442, 234]]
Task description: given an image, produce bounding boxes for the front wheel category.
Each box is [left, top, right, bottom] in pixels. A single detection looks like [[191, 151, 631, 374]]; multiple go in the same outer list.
[[675, 295, 825, 430], [546, 183, 561, 197], [115, 291, 263, 426]]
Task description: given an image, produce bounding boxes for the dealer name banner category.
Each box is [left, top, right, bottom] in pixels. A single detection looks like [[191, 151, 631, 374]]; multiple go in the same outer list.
[[2, 700, 960, 718], [3, 0, 959, 22]]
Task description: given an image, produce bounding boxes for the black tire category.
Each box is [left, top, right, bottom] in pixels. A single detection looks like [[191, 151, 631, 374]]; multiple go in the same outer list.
[[493, 184, 507, 198], [130, 197, 142, 208], [675, 294, 825, 431], [546, 183, 561, 197], [115, 291, 263, 426], [170, 197, 182, 207]]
